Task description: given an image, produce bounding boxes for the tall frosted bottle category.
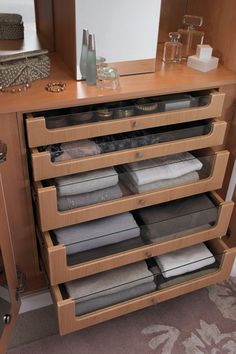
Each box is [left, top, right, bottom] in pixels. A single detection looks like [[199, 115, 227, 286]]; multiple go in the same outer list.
[[86, 34, 97, 85], [80, 29, 89, 79]]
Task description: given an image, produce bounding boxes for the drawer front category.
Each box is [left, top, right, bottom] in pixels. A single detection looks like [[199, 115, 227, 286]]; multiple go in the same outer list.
[[30, 120, 227, 181], [35, 150, 229, 231], [51, 238, 236, 335], [40, 192, 234, 285], [26, 91, 225, 147]]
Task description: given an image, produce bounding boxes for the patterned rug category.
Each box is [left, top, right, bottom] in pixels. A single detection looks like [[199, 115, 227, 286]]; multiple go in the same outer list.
[[8, 277, 236, 354]]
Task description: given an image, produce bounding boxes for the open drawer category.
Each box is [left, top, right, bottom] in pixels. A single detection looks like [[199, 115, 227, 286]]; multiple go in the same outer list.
[[39, 192, 234, 285], [51, 238, 236, 335], [26, 91, 225, 148], [34, 150, 229, 231], [30, 119, 226, 181]]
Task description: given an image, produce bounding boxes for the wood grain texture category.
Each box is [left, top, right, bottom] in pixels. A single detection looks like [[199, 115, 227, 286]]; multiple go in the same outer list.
[[34, 0, 55, 52]]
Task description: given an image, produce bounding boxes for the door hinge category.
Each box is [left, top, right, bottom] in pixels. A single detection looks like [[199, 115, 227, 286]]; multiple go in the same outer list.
[[16, 267, 26, 300]]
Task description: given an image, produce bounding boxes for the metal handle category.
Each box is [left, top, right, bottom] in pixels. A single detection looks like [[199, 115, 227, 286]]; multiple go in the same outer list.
[[135, 152, 144, 159], [3, 314, 11, 325], [132, 121, 140, 129], [0, 141, 7, 164]]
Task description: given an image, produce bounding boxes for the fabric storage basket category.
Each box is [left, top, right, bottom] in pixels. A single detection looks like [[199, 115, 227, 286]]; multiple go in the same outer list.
[[0, 50, 51, 87], [0, 13, 24, 40]]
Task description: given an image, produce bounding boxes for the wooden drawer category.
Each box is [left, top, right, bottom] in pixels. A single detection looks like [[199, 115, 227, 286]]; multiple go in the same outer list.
[[51, 238, 236, 335], [35, 150, 229, 231], [26, 91, 225, 148], [30, 119, 226, 181], [39, 192, 234, 285]]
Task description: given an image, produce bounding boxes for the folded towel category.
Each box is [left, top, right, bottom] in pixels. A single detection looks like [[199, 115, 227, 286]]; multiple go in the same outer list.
[[135, 194, 217, 241], [75, 281, 156, 315], [55, 167, 118, 197], [122, 152, 202, 186], [67, 237, 144, 266], [53, 212, 140, 255], [51, 139, 101, 162], [57, 184, 123, 211], [120, 171, 199, 194], [154, 243, 215, 278], [65, 261, 154, 302]]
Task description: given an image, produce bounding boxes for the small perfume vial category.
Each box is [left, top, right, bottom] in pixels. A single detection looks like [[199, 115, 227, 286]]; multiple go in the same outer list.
[[162, 32, 182, 63], [178, 15, 205, 59]]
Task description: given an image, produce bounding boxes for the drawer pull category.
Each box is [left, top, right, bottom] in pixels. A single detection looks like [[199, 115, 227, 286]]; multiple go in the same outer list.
[[132, 121, 140, 129], [145, 251, 152, 258], [139, 199, 145, 206], [136, 152, 144, 159]]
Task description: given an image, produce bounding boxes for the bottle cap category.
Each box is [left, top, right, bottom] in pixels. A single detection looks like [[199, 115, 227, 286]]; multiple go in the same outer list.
[[88, 34, 96, 51], [82, 29, 89, 45]]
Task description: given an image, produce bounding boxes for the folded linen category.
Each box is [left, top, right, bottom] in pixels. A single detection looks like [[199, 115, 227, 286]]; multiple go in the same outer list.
[[53, 212, 140, 255], [154, 243, 215, 278], [121, 152, 202, 186], [67, 237, 144, 265], [120, 170, 199, 194], [135, 193, 217, 242], [75, 281, 156, 315], [65, 261, 154, 302], [55, 167, 118, 197], [57, 184, 123, 211]]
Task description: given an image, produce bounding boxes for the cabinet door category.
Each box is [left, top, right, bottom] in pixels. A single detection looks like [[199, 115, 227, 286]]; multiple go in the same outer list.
[[0, 141, 21, 353]]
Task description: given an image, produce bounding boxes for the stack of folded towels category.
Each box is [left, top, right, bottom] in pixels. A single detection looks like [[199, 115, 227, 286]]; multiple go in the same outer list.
[[151, 243, 217, 289], [135, 193, 218, 244], [65, 261, 156, 315], [53, 212, 143, 264], [55, 167, 123, 211], [119, 152, 203, 194]]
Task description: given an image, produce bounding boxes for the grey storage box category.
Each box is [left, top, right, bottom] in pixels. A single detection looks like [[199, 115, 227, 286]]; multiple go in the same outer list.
[[0, 13, 24, 40]]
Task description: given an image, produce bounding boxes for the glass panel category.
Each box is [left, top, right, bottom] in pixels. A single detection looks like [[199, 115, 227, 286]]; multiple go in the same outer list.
[[0, 248, 11, 337], [32, 91, 212, 129], [42, 150, 216, 212], [40, 120, 212, 163], [50, 192, 219, 266]]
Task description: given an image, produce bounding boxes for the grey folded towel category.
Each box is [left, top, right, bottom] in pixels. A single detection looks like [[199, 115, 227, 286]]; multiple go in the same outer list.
[[120, 171, 199, 194], [53, 212, 140, 255], [75, 281, 156, 315], [65, 261, 154, 302], [55, 167, 118, 197], [57, 184, 123, 211], [136, 194, 217, 242]]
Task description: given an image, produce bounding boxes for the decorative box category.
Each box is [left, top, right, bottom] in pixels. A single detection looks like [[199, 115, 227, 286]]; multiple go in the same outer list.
[[0, 13, 24, 40], [0, 50, 51, 87]]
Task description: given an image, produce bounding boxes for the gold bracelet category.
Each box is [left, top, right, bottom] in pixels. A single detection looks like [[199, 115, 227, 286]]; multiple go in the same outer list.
[[0, 82, 31, 93], [45, 82, 66, 93]]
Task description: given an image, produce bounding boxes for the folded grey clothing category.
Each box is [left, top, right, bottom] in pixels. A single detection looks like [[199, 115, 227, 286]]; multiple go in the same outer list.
[[154, 243, 215, 278], [141, 224, 211, 245], [67, 237, 144, 266], [120, 171, 199, 194], [53, 212, 140, 255], [154, 261, 218, 289], [158, 122, 211, 143], [57, 184, 123, 211], [121, 152, 202, 186], [75, 281, 156, 316], [55, 167, 118, 197], [65, 261, 154, 302], [135, 194, 217, 240]]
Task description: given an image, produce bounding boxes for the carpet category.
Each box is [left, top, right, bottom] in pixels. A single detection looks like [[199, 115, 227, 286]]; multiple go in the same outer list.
[[8, 277, 236, 354]]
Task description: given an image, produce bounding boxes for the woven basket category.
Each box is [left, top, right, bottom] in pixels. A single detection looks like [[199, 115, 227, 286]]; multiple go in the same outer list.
[[0, 13, 24, 40], [0, 51, 51, 87]]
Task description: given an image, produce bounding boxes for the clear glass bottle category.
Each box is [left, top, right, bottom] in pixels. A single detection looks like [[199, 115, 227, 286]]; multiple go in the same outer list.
[[162, 32, 182, 63], [86, 34, 97, 86], [178, 15, 205, 59], [79, 29, 89, 80]]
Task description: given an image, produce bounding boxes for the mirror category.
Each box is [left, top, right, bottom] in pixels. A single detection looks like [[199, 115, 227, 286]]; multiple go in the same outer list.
[[75, 0, 162, 79]]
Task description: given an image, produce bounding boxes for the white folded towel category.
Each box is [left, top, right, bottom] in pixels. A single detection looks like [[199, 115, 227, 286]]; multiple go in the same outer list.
[[155, 243, 215, 278], [122, 152, 202, 186]]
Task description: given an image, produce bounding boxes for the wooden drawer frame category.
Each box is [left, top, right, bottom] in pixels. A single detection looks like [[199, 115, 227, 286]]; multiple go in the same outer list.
[[30, 119, 227, 181], [39, 192, 234, 285], [51, 238, 236, 335], [35, 150, 229, 231], [26, 91, 225, 147]]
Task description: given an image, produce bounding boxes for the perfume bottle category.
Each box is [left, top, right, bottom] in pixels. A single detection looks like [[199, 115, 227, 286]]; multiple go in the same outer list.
[[178, 15, 205, 59], [86, 34, 97, 86], [162, 32, 182, 63], [79, 29, 89, 80]]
